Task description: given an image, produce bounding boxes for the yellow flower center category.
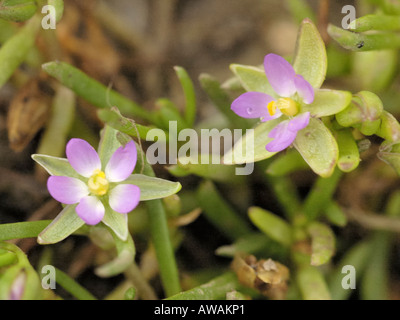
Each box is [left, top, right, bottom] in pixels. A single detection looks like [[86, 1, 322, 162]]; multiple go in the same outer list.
[[88, 169, 109, 196], [267, 98, 299, 117]]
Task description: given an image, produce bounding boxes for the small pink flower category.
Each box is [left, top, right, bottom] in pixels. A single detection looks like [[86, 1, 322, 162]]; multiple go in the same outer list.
[[47, 139, 140, 225], [231, 53, 314, 152]]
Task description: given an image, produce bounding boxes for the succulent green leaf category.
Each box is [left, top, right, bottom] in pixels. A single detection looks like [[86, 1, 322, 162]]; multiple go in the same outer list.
[[294, 118, 338, 178], [293, 18, 327, 89], [121, 174, 182, 201], [328, 23, 400, 51], [31, 154, 80, 179], [266, 149, 308, 176], [376, 111, 400, 142], [302, 89, 352, 117], [248, 207, 292, 247], [335, 129, 360, 173], [229, 64, 276, 97], [38, 204, 85, 245], [102, 206, 129, 242]]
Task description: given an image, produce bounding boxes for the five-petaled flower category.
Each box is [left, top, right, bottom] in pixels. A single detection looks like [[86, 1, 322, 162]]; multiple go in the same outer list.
[[231, 53, 314, 152], [47, 138, 140, 226]]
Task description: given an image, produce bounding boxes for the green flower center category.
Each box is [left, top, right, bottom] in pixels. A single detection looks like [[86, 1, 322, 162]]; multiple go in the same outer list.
[[88, 169, 109, 196]]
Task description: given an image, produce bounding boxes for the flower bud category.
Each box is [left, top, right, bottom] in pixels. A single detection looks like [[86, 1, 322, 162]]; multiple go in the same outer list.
[[336, 91, 383, 127]]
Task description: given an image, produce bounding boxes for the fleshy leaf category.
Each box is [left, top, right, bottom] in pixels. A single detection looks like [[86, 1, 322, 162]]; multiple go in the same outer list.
[[293, 18, 327, 89], [294, 118, 338, 178], [102, 205, 129, 241], [31, 154, 81, 179], [308, 222, 335, 267], [248, 207, 292, 248], [229, 64, 276, 97], [121, 174, 181, 201], [223, 118, 282, 164], [376, 111, 400, 142], [301, 89, 352, 117], [336, 129, 360, 173], [38, 204, 84, 245]]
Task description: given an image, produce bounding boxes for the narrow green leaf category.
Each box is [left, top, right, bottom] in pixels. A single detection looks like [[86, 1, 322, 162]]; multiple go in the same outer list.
[[156, 98, 188, 132], [302, 89, 352, 118], [297, 265, 331, 300], [248, 207, 292, 247], [0, 14, 40, 88], [42, 61, 156, 123], [294, 118, 339, 178], [229, 64, 276, 97], [31, 154, 80, 179], [174, 66, 196, 127], [293, 18, 327, 89], [196, 180, 252, 241], [38, 204, 84, 245], [0, 221, 51, 241], [308, 222, 335, 266], [328, 23, 400, 51], [336, 129, 360, 173], [352, 14, 400, 32], [223, 118, 281, 164]]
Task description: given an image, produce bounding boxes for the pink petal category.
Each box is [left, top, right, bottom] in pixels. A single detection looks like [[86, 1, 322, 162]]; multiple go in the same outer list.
[[76, 196, 105, 225], [294, 75, 314, 104], [47, 176, 88, 204], [266, 121, 297, 152], [105, 141, 137, 182], [288, 112, 310, 132], [231, 92, 277, 121], [66, 139, 101, 178], [264, 54, 297, 98], [109, 184, 140, 214]]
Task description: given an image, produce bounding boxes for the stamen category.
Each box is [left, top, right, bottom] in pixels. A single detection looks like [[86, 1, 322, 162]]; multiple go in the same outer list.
[[267, 101, 277, 116], [88, 169, 109, 196], [276, 98, 299, 116]]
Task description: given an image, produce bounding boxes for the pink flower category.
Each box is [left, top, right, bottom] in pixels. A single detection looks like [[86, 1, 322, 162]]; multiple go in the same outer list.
[[47, 139, 140, 225], [231, 53, 314, 152]]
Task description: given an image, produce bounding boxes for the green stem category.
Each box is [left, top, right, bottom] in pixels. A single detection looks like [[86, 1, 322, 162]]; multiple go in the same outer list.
[[54, 268, 97, 300], [166, 272, 239, 300], [139, 150, 181, 297]]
